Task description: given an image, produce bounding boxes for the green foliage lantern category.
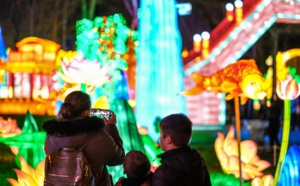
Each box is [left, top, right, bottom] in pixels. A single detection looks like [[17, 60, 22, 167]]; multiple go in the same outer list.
[[75, 14, 137, 68]]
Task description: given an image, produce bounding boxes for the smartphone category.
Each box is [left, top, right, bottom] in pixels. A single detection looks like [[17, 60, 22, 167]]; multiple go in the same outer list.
[[90, 108, 112, 120]]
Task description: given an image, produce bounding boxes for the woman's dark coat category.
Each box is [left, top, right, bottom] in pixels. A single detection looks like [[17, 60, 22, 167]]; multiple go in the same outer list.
[[43, 116, 124, 186]]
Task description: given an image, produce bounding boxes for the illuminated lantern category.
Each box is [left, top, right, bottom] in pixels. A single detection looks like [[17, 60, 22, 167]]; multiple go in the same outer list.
[[75, 14, 135, 65], [263, 67, 273, 107], [6, 156, 45, 186], [214, 126, 271, 180], [0, 62, 6, 85], [234, 0, 243, 25], [114, 70, 130, 101], [193, 34, 201, 52], [11, 37, 60, 100], [182, 48, 189, 58], [182, 59, 271, 184], [251, 174, 274, 186], [58, 56, 111, 95], [273, 49, 300, 185], [0, 117, 21, 137], [93, 96, 110, 109], [276, 74, 300, 100], [10, 111, 45, 168], [226, 3, 234, 21], [252, 99, 261, 110], [201, 31, 210, 58], [181, 59, 268, 105], [136, 0, 187, 141]]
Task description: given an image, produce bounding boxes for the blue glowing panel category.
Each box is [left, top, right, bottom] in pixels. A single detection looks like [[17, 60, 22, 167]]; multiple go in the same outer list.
[[0, 26, 7, 59], [278, 145, 300, 185], [136, 0, 187, 140], [114, 71, 129, 101]]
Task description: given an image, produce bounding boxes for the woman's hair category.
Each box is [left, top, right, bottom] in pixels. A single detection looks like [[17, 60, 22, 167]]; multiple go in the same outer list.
[[59, 91, 91, 119], [123, 150, 151, 179], [160, 113, 192, 147]]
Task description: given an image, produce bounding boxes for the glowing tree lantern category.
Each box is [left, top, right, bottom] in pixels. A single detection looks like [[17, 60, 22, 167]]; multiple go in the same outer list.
[[73, 14, 137, 105], [72, 13, 162, 182], [136, 0, 187, 140], [75, 14, 136, 67]]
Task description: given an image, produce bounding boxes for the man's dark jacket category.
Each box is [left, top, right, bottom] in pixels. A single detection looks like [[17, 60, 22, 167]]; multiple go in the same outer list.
[[152, 146, 212, 186]]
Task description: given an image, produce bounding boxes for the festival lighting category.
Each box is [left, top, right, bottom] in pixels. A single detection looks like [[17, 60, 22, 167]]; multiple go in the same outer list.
[[176, 2, 192, 16], [278, 145, 300, 184], [75, 14, 136, 64], [215, 126, 271, 181], [184, 0, 276, 75], [234, 0, 243, 25], [273, 48, 300, 185], [53, 14, 137, 108], [193, 34, 201, 52], [6, 156, 45, 186], [181, 48, 189, 58], [0, 26, 7, 60], [201, 31, 210, 58], [0, 111, 46, 168], [251, 174, 274, 186], [107, 98, 161, 183], [226, 3, 234, 21], [136, 0, 187, 140]]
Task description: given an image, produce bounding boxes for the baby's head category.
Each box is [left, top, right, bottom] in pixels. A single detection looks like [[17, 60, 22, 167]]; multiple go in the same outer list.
[[123, 150, 151, 179]]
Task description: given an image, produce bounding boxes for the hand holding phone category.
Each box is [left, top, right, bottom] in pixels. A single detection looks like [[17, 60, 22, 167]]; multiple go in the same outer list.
[[90, 108, 116, 125], [103, 111, 116, 125]]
